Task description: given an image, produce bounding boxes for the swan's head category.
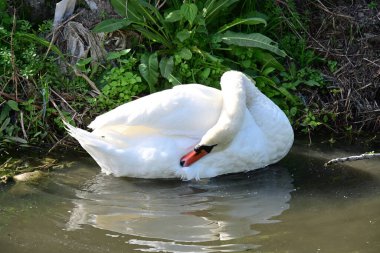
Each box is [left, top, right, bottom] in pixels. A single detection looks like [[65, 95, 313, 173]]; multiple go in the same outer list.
[[180, 144, 217, 167], [180, 71, 255, 167]]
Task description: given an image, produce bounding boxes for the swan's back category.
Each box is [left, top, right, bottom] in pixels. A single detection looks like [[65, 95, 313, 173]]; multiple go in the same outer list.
[[89, 84, 222, 137]]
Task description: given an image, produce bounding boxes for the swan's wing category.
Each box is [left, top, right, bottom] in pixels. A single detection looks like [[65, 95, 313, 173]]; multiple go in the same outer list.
[[88, 84, 222, 136]]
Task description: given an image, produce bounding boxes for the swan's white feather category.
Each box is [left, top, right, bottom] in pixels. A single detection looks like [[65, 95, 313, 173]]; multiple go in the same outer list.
[[67, 71, 294, 180], [88, 84, 222, 137]]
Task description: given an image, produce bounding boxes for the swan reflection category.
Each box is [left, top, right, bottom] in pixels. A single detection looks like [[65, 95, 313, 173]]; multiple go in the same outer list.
[[66, 166, 293, 252]]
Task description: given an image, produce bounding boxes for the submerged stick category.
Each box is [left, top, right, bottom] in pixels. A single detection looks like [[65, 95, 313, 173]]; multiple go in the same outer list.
[[324, 152, 380, 166]]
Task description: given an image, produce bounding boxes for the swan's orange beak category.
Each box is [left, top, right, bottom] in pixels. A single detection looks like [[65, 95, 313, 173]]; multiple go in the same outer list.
[[180, 144, 217, 167], [180, 149, 209, 167]]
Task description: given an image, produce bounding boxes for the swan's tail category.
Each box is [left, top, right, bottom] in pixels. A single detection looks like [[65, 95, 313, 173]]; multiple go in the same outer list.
[[64, 121, 116, 174], [64, 121, 107, 148]]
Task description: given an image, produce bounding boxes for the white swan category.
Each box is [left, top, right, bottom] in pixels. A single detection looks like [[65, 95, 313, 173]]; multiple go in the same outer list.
[[65, 71, 294, 180]]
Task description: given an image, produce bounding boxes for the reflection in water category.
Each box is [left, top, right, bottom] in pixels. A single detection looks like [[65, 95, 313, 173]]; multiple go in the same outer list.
[[66, 166, 293, 252]]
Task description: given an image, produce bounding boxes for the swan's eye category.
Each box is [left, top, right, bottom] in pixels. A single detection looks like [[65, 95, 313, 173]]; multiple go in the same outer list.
[[194, 144, 217, 154], [194, 145, 202, 154]]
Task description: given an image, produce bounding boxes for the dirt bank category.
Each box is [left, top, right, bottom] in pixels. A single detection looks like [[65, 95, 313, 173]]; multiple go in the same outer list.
[[303, 0, 379, 132]]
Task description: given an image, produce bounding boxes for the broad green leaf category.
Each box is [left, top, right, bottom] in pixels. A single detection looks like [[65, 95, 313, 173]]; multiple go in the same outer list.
[[200, 68, 211, 79], [290, 107, 297, 116], [217, 31, 287, 57], [111, 0, 171, 47], [129, 0, 168, 33], [111, 0, 141, 21], [7, 100, 19, 111], [110, 0, 127, 16], [203, 0, 239, 23], [166, 74, 182, 86], [276, 86, 299, 104], [16, 32, 63, 58], [195, 23, 208, 34], [76, 57, 92, 67], [165, 10, 182, 22], [256, 76, 298, 104], [139, 53, 158, 93], [252, 48, 285, 71], [0, 118, 10, 132], [0, 106, 9, 124], [159, 56, 174, 79], [241, 59, 251, 68], [133, 25, 172, 48], [262, 67, 276, 76], [106, 49, 131, 60], [193, 47, 221, 63], [178, 48, 192, 60], [93, 19, 131, 33], [5, 136, 28, 144], [180, 3, 198, 25], [218, 17, 267, 33], [304, 80, 321, 87], [176, 29, 191, 42]]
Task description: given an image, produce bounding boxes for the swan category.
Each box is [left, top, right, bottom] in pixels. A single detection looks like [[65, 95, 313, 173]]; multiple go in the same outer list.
[[65, 70, 294, 180]]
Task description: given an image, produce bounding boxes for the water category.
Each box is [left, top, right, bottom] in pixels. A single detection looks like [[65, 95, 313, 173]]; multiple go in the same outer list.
[[0, 142, 379, 253]]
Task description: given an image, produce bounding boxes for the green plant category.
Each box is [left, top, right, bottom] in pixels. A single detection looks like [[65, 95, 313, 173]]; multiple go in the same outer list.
[[93, 50, 148, 110], [368, 1, 378, 9], [279, 35, 320, 67], [94, 0, 286, 91], [89, 0, 335, 137], [327, 60, 338, 73], [0, 2, 90, 147], [0, 100, 26, 145], [0, 0, 11, 26]]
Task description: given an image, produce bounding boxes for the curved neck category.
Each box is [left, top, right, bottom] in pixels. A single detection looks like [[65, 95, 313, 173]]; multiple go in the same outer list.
[[199, 71, 251, 147], [199, 70, 293, 156]]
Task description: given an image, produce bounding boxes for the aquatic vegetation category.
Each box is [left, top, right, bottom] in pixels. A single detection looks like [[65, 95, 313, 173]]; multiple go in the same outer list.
[[0, 156, 61, 183]]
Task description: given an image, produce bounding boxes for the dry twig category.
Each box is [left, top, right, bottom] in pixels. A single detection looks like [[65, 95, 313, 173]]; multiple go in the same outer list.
[[324, 152, 380, 166], [69, 64, 101, 94]]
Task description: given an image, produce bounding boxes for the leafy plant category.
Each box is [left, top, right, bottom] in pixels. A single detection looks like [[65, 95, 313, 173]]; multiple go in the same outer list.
[[368, 1, 378, 9], [93, 50, 148, 110], [0, 3, 90, 146], [92, 0, 333, 133], [94, 0, 286, 90]]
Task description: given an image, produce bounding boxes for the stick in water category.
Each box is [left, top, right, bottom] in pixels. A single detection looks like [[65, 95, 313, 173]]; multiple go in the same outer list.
[[324, 152, 380, 166]]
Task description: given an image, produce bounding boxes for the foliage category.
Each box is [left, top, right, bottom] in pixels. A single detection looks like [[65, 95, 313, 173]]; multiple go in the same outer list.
[[0, 0, 341, 150], [245, 1, 333, 132], [0, 4, 88, 148], [90, 0, 334, 135], [95, 50, 148, 110], [368, 1, 378, 9], [94, 0, 286, 89]]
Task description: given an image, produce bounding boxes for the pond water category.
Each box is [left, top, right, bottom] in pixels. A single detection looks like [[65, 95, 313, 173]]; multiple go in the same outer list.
[[0, 142, 379, 253]]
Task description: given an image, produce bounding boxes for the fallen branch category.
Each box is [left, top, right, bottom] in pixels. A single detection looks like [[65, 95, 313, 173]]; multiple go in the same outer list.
[[0, 91, 25, 103], [324, 152, 380, 166], [69, 64, 101, 94]]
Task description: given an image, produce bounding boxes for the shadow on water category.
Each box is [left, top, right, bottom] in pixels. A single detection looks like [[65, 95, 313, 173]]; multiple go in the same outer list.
[[65, 165, 293, 252], [282, 147, 380, 198]]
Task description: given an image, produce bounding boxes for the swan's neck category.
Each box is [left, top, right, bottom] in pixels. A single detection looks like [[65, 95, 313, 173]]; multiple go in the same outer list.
[[199, 71, 251, 148], [199, 71, 293, 151]]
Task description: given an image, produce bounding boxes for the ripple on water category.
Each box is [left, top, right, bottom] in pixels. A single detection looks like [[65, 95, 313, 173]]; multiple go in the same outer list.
[[65, 166, 293, 252], [2, 143, 380, 253]]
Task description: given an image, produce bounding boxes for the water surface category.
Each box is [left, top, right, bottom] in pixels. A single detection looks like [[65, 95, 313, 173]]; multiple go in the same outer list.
[[0, 142, 379, 252]]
